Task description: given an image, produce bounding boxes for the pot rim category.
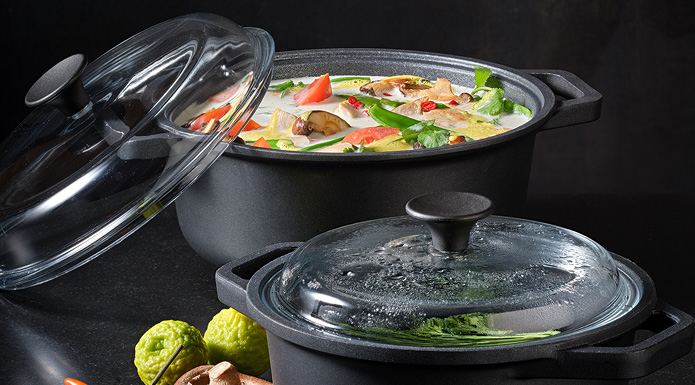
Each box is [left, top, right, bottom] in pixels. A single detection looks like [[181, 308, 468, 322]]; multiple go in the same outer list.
[[243, 251, 657, 365], [222, 48, 557, 163]]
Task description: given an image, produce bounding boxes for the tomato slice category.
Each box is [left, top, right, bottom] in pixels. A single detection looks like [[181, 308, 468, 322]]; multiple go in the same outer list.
[[189, 104, 232, 131], [207, 84, 239, 103], [341, 126, 400, 145], [293, 73, 332, 106]]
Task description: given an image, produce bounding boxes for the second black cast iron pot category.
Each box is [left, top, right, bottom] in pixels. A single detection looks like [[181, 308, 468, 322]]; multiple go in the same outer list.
[[176, 48, 602, 266], [215, 192, 694, 385]]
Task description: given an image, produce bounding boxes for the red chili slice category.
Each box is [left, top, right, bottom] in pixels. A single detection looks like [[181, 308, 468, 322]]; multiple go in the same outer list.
[[421, 100, 436, 112]]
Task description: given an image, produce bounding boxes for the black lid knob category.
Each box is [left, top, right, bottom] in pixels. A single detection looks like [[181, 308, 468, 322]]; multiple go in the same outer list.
[[25, 53, 90, 116], [406, 192, 494, 252]]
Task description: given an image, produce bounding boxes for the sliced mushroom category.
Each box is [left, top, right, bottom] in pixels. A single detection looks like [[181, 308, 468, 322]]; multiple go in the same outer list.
[[391, 97, 426, 116], [209, 362, 241, 385], [423, 108, 469, 129], [398, 82, 432, 98], [458, 92, 474, 104], [359, 80, 397, 96], [238, 373, 273, 385], [360, 75, 432, 97], [291, 110, 350, 136], [174, 365, 213, 385], [174, 362, 272, 385], [291, 113, 312, 135], [425, 78, 473, 104]]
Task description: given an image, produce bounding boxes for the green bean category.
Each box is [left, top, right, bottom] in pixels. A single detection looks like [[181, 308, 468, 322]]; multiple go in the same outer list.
[[299, 136, 346, 152], [330, 76, 371, 83]]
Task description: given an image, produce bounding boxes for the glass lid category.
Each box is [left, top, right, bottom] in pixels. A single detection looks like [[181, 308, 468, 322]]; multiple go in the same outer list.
[[273, 192, 633, 347], [0, 13, 274, 289]]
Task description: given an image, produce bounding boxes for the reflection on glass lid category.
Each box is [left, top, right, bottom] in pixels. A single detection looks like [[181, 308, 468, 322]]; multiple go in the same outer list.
[[0, 14, 275, 290], [272, 193, 628, 346]]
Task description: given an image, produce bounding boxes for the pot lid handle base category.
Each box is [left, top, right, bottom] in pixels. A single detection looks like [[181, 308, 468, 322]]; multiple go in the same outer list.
[[405, 191, 494, 252]]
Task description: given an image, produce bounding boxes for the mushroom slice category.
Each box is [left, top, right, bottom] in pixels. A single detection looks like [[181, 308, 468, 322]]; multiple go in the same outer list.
[[392, 97, 426, 116], [398, 83, 431, 98], [174, 362, 272, 385], [359, 80, 397, 96], [174, 365, 213, 385], [425, 78, 472, 104], [360, 75, 432, 96], [423, 108, 469, 129], [209, 362, 241, 385], [292, 110, 350, 136]]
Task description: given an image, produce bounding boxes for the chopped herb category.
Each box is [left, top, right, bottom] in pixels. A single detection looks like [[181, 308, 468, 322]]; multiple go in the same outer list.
[[343, 140, 376, 153]]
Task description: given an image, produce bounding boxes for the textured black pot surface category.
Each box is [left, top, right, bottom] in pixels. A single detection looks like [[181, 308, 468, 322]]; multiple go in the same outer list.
[[177, 133, 536, 265]]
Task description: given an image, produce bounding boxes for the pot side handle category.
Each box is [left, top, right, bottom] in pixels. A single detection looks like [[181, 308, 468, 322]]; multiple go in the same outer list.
[[215, 242, 303, 314], [524, 69, 603, 131], [526, 301, 694, 380]]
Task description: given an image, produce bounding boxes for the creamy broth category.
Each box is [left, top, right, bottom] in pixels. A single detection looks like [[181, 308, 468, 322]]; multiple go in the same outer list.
[[179, 73, 532, 152]]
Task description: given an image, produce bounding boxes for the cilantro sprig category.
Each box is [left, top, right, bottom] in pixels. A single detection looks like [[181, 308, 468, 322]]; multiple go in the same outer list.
[[471, 66, 532, 118], [399, 120, 451, 148]]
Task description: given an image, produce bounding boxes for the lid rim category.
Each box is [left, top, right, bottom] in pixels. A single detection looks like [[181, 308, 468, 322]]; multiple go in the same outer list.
[[243, 252, 654, 365], [0, 14, 275, 290]]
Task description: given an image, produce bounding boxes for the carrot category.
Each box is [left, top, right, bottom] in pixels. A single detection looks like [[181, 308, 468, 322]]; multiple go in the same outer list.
[[241, 119, 262, 132], [341, 126, 400, 145], [293, 73, 332, 106], [64, 379, 88, 385], [227, 118, 262, 139], [252, 137, 272, 148]]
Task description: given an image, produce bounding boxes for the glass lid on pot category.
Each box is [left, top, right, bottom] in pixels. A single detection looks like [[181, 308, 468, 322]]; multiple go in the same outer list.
[[0, 13, 274, 290], [274, 192, 633, 347]]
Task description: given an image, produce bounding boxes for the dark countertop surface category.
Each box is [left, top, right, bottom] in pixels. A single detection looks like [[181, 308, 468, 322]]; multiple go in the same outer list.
[[1, 193, 693, 384]]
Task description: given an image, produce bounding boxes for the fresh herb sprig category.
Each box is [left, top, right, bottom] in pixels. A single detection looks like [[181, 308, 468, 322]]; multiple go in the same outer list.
[[399, 120, 451, 148], [343, 140, 376, 153], [341, 313, 560, 347], [471, 66, 531, 118]]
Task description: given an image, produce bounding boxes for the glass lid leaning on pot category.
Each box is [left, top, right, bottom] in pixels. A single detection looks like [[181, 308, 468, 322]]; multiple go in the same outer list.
[[0, 13, 274, 290], [273, 192, 635, 347]]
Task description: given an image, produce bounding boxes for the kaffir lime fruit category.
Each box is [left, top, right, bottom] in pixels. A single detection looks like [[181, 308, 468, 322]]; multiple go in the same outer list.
[[134, 320, 208, 385], [204, 308, 270, 376]]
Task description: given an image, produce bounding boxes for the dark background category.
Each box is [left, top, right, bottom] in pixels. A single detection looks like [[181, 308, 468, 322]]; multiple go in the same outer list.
[[3, 0, 694, 196], [1, 1, 694, 384]]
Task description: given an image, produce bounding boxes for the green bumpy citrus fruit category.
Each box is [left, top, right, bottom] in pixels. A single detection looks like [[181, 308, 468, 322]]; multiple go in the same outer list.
[[134, 320, 208, 385], [204, 308, 270, 376]]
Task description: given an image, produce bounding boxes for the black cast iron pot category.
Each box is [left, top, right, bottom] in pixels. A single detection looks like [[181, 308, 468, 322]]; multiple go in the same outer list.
[[176, 48, 603, 266], [214, 192, 694, 385]]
